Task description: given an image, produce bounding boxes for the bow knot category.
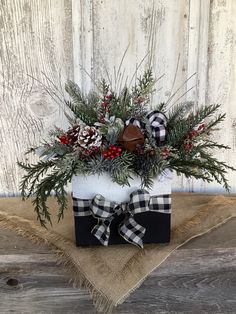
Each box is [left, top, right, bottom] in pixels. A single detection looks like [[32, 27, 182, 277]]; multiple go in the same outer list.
[[91, 190, 150, 248]]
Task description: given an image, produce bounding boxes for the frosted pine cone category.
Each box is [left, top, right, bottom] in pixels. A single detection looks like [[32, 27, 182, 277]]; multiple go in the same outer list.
[[78, 126, 102, 148], [66, 125, 80, 146]]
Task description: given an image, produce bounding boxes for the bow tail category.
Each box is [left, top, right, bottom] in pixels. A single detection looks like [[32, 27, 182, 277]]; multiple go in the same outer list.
[[119, 216, 146, 249], [91, 219, 112, 246]]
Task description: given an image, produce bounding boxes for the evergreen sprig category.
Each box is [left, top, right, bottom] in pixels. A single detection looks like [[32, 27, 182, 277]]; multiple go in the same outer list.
[[65, 80, 98, 125], [18, 68, 236, 226], [132, 69, 155, 97], [167, 101, 194, 127], [18, 154, 78, 226]]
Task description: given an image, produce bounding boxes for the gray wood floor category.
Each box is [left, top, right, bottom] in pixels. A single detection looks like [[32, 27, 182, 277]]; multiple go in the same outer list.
[[0, 218, 236, 314]]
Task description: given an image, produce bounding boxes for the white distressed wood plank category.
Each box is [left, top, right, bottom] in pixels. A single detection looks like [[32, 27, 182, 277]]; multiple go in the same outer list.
[[72, 0, 94, 91], [0, 0, 73, 196], [198, 0, 236, 193], [1, 0, 236, 195]]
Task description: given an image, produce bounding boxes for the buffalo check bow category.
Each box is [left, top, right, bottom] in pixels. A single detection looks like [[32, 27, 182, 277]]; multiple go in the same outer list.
[[126, 110, 167, 143], [73, 190, 171, 248]]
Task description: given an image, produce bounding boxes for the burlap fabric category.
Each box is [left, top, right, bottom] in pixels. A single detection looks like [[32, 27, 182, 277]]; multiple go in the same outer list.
[[0, 193, 235, 313]]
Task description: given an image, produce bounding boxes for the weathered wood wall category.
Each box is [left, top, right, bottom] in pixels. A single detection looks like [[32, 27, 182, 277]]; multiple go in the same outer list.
[[0, 0, 73, 196], [0, 0, 236, 196]]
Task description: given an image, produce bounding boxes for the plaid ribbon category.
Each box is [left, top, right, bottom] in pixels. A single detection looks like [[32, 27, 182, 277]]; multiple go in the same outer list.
[[73, 190, 171, 248], [126, 111, 167, 143]]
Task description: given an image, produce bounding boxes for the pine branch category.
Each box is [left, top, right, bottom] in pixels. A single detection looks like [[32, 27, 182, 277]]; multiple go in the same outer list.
[[18, 153, 79, 226], [48, 126, 65, 138], [169, 149, 236, 192], [110, 152, 134, 185], [153, 102, 167, 113], [204, 113, 226, 131], [64, 80, 99, 125], [65, 80, 85, 104], [166, 119, 190, 147], [167, 101, 194, 126], [195, 140, 231, 150], [190, 104, 221, 127], [111, 87, 132, 120], [18, 160, 55, 200], [65, 100, 98, 125], [31, 167, 71, 226], [133, 152, 167, 189], [166, 104, 224, 148], [132, 69, 155, 97], [98, 78, 110, 95]]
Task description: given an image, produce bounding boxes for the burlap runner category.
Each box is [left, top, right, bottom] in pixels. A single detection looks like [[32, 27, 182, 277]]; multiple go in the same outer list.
[[0, 193, 235, 313]]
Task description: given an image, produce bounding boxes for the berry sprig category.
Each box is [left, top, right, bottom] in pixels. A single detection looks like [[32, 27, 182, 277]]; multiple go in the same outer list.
[[183, 123, 205, 152], [102, 145, 122, 159], [187, 130, 199, 140], [135, 145, 156, 156], [183, 142, 193, 152], [132, 95, 145, 104], [77, 146, 100, 159], [98, 91, 113, 123], [160, 147, 171, 158]]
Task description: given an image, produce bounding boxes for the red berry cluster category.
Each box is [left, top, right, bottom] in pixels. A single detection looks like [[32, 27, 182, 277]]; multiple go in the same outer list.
[[79, 147, 100, 159], [183, 142, 193, 152], [183, 124, 205, 152], [136, 145, 155, 156], [99, 92, 113, 123], [102, 145, 122, 159], [187, 130, 199, 140], [59, 135, 69, 145], [133, 95, 145, 104], [160, 147, 171, 158], [196, 123, 205, 131]]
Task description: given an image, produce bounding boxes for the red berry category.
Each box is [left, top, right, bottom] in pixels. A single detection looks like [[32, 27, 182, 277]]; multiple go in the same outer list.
[[160, 147, 170, 158], [188, 130, 199, 139], [59, 135, 69, 145], [117, 148, 122, 153], [110, 155, 115, 159], [183, 143, 193, 152], [198, 123, 205, 131]]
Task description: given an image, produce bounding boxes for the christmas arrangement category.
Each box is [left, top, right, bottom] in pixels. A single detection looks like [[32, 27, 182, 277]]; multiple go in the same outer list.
[[18, 69, 235, 230]]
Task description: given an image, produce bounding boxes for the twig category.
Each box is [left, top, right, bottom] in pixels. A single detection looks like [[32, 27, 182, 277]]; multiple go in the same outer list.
[[168, 84, 197, 109], [166, 72, 196, 106]]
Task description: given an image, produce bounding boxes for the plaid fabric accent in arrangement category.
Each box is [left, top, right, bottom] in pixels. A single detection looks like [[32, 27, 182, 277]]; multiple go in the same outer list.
[[126, 111, 167, 143], [73, 189, 171, 248], [146, 111, 167, 142]]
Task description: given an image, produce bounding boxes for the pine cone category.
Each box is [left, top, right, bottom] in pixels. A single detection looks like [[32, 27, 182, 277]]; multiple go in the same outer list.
[[66, 125, 80, 146], [78, 126, 102, 148]]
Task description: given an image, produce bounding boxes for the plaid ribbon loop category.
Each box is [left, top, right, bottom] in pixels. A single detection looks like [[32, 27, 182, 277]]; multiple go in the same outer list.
[[90, 194, 121, 246], [126, 111, 167, 143], [146, 111, 167, 142], [73, 190, 171, 248], [90, 190, 150, 248]]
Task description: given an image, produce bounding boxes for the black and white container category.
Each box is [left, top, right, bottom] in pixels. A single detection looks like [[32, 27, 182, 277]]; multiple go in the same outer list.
[[72, 171, 172, 247]]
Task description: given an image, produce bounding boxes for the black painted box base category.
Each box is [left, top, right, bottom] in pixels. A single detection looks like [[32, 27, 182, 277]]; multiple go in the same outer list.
[[74, 211, 171, 246]]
